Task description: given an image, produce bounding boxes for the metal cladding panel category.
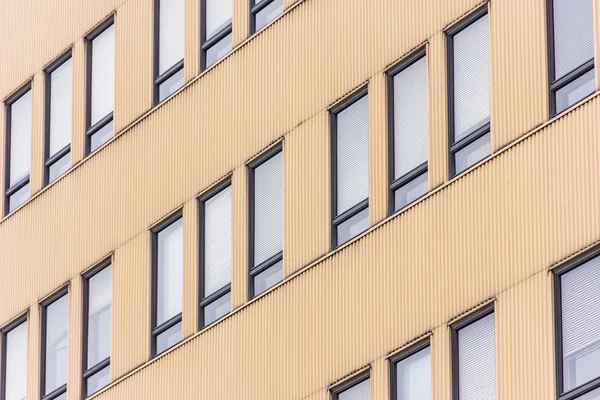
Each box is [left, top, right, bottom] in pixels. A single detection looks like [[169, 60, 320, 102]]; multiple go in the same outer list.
[[428, 33, 449, 189]]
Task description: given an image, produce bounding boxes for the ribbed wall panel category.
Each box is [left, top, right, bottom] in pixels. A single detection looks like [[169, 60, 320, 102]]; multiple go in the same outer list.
[[26, 307, 41, 400], [72, 39, 87, 165], [595, 0, 600, 89], [68, 278, 83, 399], [232, 0, 250, 47], [182, 199, 199, 338], [231, 166, 249, 308], [185, 0, 201, 82], [432, 325, 452, 400], [368, 73, 388, 225], [428, 34, 449, 190], [30, 72, 44, 194]]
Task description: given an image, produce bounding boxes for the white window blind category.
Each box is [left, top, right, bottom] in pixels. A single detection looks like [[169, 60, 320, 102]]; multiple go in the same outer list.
[[159, 0, 185, 75], [9, 90, 32, 186], [553, 0, 594, 79], [49, 58, 73, 156], [394, 56, 428, 179], [458, 312, 496, 400], [396, 346, 431, 400], [87, 265, 112, 368], [339, 378, 371, 400], [157, 218, 183, 325], [204, 185, 232, 295], [453, 14, 490, 141], [5, 320, 28, 400], [45, 294, 69, 394], [206, 0, 232, 39], [91, 24, 115, 126], [337, 95, 369, 214], [254, 152, 283, 266]]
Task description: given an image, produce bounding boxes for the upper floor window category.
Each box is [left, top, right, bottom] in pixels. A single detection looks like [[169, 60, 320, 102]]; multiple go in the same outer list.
[[87, 20, 116, 154], [1, 316, 28, 400], [250, 0, 283, 33], [202, 0, 233, 70], [549, 0, 595, 115], [249, 147, 283, 298], [448, 9, 491, 176], [388, 50, 428, 214], [332, 373, 371, 400], [5, 86, 32, 215], [390, 341, 431, 400], [331, 90, 369, 248], [41, 290, 69, 400], [155, 0, 185, 104]]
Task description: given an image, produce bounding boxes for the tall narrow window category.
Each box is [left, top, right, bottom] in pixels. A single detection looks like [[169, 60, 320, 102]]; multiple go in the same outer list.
[[201, 0, 232, 70], [451, 307, 496, 400], [41, 291, 69, 400], [447, 9, 490, 176], [151, 213, 183, 356], [555, 253, 600, 399], [331, 373, 371, 400], [548, 0, 595, 115], [83, 261, 113, 397], [388, 49, 429, 213], [250, 0, 284, 33], [5, 86, 32, 215], [390, 341, 431, 400], [1, 316, 28, 400], [86, 19, 116, 154], [249, 147, 283, 298], [331, 89, 369, 248], [154, 0, 185, 104]]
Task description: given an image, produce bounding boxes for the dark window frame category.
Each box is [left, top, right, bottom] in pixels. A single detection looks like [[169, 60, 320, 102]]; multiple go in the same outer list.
[[4, 82, 32, 216], [0, 312, 28, 400], [389, 338, 430, 400], [85, 16, 115, 156], [553, 247, 600, 400], [446, 5, 490, 178], [249, 0, 282, 34], [200, 0, 233, 71], [40, 286, 69, 400], [386, 46, 428, 215], [330, 86, 369, 249], [330, 369, 371, 400]]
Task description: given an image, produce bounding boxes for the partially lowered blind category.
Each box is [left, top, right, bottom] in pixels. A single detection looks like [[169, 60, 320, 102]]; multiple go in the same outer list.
[[204, 185, 232, 295], [553, 0, 594, 79], [5, 320, 28, 400], [339, 378, 371, 400]]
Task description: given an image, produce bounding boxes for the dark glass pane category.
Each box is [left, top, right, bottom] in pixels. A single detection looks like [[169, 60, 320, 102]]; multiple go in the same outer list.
[[555, 68, 595, 114], [204, 291, 231, 326], [337, 207, 369, 246], [253, 260, 283, 296], [205, 33, 232, 68]]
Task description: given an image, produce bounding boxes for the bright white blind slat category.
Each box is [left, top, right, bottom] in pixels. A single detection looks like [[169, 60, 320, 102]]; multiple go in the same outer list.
[[206, 0, 232, 39], [88, 265, 112, 368], [337, 95, 369, 214], [91, 24, 115, 126], [5, 320, 28, 400], [159, 0, 185, 74], [396, 346, 431, 400], [458, 312, 496, 400], [339, 378, 371, 400], [49, 58, 73, 156], [453, 14, 490, 141], [45, 294, 69, 394], [553, 0, 594, 79], [394, 56, 428, 179], [205, 185, 232, 295], [157, 218, 184, 325], [9, 90, 32, 186], [254, 152, 283, 266]]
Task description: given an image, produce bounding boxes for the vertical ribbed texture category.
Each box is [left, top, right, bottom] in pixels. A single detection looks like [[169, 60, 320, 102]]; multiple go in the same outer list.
[[182, 199, 199, 338], [368, 74, 388, 226], [30, 71, 45, 194], [232, 0, 249, 47], [432, 326, 451, 400], [184, 0, 200, 82], [0, 102, 5, 214], [231, 166, 248, 308], [72, 38, 87, 165], [26, 306, 41, 400], [372, 358, 388, 400], [595, 0, 600, 90], [68, 279, 83, 400]]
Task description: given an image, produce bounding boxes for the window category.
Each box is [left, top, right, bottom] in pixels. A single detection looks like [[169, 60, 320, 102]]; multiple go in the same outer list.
[[388, 49, 428, 213], [86, 19, 116, 154], [154, 0, 185, 104], [151, 213, 183, 356], [451, 307, 496, 400], [548, 0, 595, 115], [250, 0, 284, 33], [1, 316, 28, 400], [82, 261, 112, 397], [331, 89, 369, 248], [390, 341, 431, 400], [41, 290, 69, 400], [554, 252, 600, 399], [249, 147, 283, 298], [447, 8, 491, 176], [331, 372, 371, 400], [4, 85, 32, 215], [199, 180, 232, 327], [201, 0, 233, 70]]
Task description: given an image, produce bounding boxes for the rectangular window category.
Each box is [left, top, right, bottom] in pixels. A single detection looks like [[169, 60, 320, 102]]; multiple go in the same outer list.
[[331, 89, 369, 248], [249, 147, 283, 298], [154, 0, 185, 104], [5, 85, 32, 215], [331, 372, 371, 400], [1, 316, 28, 400], [388, 49, 429, 214], [451, 307, 496, 400], [82, 261, 112, 397], [554, 252, 600, 399], [41, 290, 69, 400], [548, 0, 595, 115], [390, 341, 431, 400], [151, 213, 183, 356], [447, 8, 491, 177], [250, 0, 284, 33], [201, 0, 233, 70], [199, 180, 232, 327], [86, 19, 116, 154]]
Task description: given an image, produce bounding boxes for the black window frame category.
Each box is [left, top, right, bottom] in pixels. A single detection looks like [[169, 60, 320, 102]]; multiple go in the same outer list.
[[330, 369, 371, 400], [250, 0, 283, 34], [40, 287, 69, 400], [0, 312, 28, 400], [330, 86, 369, 249], [200, 0, 233, 71], [446, 5, 491, 178], [389, 338, 431, 400], [386, 46, 429, 215]]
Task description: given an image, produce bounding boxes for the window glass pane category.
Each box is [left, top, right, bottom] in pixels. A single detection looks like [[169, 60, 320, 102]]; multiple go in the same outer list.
[[44, 294, 69, 395], [157, 218, 183, 325], [90, 119, 114, 153], [53, 393, 67, 400], [253, 260, 283, 296], [8, 183, 30, 213], [86, 365, 110, 396], [204, 291, 231, 326], [555, 68, 595, 114], [553, 0, 594, 79], [5, 320, 28, 400], [337, 207, 369, 246], [396, 346, 431, 400], [159, 0, 185, 75], [254, 152, 283, 266], [561, 255, 600, 392], [48, 152, 71, 184], [254, 0, 283, 31], [337, 95, 369, 215], [156, 321, 182, 354], [458, 313, 496, 400], [9, 90, 32, 187], [394, 172, 428, 212], [158, 67, 185, 102], [393, 56, 428, 178], [87, 265, 112, 368], [453, 14, 490, 141], [49, 58, 73, 157], [91, 24, 115, 126], [339, 378, 371, 400], [454, 133, 490, 175], [204, 185, 232, 296], [205, 34, 233, 68], [206, 0, 232, 39]]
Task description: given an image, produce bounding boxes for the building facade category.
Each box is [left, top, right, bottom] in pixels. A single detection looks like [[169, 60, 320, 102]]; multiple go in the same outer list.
[[0, 0, 599, 399]]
